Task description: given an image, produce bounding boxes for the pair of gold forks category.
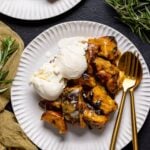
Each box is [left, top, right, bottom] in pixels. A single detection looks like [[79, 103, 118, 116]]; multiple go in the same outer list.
[[110, 51, 142, 150]]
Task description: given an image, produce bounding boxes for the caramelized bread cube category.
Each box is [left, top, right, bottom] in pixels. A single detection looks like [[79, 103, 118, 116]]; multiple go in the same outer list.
[[92, 86, 117, 115], [94, 57, 121, 94], [78, 92, 87, 128], [87, 42, 99, 61], [62, 86, 87, 128], [83, 109, 108, 128], [86, 42, 99, 64], [39, 100, 62, 111], [79, 114, 87, 128], [88, 36, 120, 61], [62, 86, 83, 124], [86, 42, 99, 74], [41, 111, 67, 134], [71, 73, 96, 88]]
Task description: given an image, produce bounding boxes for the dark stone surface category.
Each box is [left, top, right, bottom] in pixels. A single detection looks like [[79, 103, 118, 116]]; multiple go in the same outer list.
[[0, 0, 150, 149]]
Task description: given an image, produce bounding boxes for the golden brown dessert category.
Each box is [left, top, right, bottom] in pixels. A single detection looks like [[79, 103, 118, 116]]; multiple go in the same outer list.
[[61, 86, 82, 124], [94, 57, 121, 95], [69, 73, 97, 88], [91, 85, 117, 115], [83, 109, 108, 129], [39, 100, 62, 111], [41, 111, 67, 134], [40, 36, 123, 134], [88, 36, 120, 61]]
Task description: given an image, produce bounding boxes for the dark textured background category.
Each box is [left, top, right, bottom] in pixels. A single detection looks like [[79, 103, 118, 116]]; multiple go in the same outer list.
[[0, 0, 150, 149]]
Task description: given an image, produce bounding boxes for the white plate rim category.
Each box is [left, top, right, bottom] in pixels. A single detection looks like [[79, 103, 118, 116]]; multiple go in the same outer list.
[[11, 21, 150, 150], [0, 0, 82, 20]]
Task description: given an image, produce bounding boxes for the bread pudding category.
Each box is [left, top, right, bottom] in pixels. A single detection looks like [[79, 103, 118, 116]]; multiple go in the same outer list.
[[37, 36, 124, 134]]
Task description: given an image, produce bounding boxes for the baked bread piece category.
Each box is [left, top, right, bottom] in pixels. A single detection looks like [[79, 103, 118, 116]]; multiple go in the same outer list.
[[39, 36, 123, 134], [61, 86, 82, 124], [94, 57, 123, 95], [62, 85, 109, 129], [39, 100, 62, 111], [91, 85, 117, 114], [88, 36, 120, 62], [83, 109, 109, 129], [82, 85, 117, 115], [41, 111, 67, 134], [68, 73, 96, 88], [40, 85, 112, 131]]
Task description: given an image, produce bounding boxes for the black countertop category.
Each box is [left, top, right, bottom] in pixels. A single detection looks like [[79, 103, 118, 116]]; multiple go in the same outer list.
[[0, 0, 150, 149]]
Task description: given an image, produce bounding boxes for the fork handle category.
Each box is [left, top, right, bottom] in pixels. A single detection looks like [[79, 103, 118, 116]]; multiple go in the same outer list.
[[129, 89, 138, 150], [110, 91, 127, 150]]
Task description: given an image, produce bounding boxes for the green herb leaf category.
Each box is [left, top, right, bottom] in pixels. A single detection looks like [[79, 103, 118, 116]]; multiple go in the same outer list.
[[105, 0, 150, 43], [0, 37, 18, 68], [0, 37, 18, 93], [0, 79, 13, 84]]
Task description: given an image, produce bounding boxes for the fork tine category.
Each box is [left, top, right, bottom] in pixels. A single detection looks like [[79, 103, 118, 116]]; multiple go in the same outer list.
[[130, 52, 136, 77], [134, 52, 139, 78], [124, 52, 128, 72], [125, 52, 132, 76]]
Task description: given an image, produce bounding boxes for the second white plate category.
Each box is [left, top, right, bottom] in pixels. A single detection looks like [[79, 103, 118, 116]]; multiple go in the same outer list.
[[0, 0, 81, 20], [11, 21, 150, 150]]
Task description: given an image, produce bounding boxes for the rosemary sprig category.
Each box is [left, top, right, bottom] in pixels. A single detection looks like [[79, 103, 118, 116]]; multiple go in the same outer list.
[[105, 0, 150, 43], [0, 37, 18, 93]]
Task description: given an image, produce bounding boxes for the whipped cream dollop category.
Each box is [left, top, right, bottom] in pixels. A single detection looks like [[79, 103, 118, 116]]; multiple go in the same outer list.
[[31, 37, 88, 101]]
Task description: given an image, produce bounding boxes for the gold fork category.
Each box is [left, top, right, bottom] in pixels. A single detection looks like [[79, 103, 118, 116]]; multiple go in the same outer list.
[[128, 52, 142, 150], [110, 51, 141, 150]]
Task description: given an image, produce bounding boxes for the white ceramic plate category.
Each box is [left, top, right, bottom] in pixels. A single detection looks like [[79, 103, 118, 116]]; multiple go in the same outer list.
[[11, 21, 150, 150], [0, 0, 81, 20]]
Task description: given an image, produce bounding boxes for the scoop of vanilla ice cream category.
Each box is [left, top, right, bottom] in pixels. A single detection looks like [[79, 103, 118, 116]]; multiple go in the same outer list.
[[56, 37, 88, 79], [31, 37, 88, 100], [58, 37, 88, 56], [31, 62, 66, 100], [56, 48, 87, 79]]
